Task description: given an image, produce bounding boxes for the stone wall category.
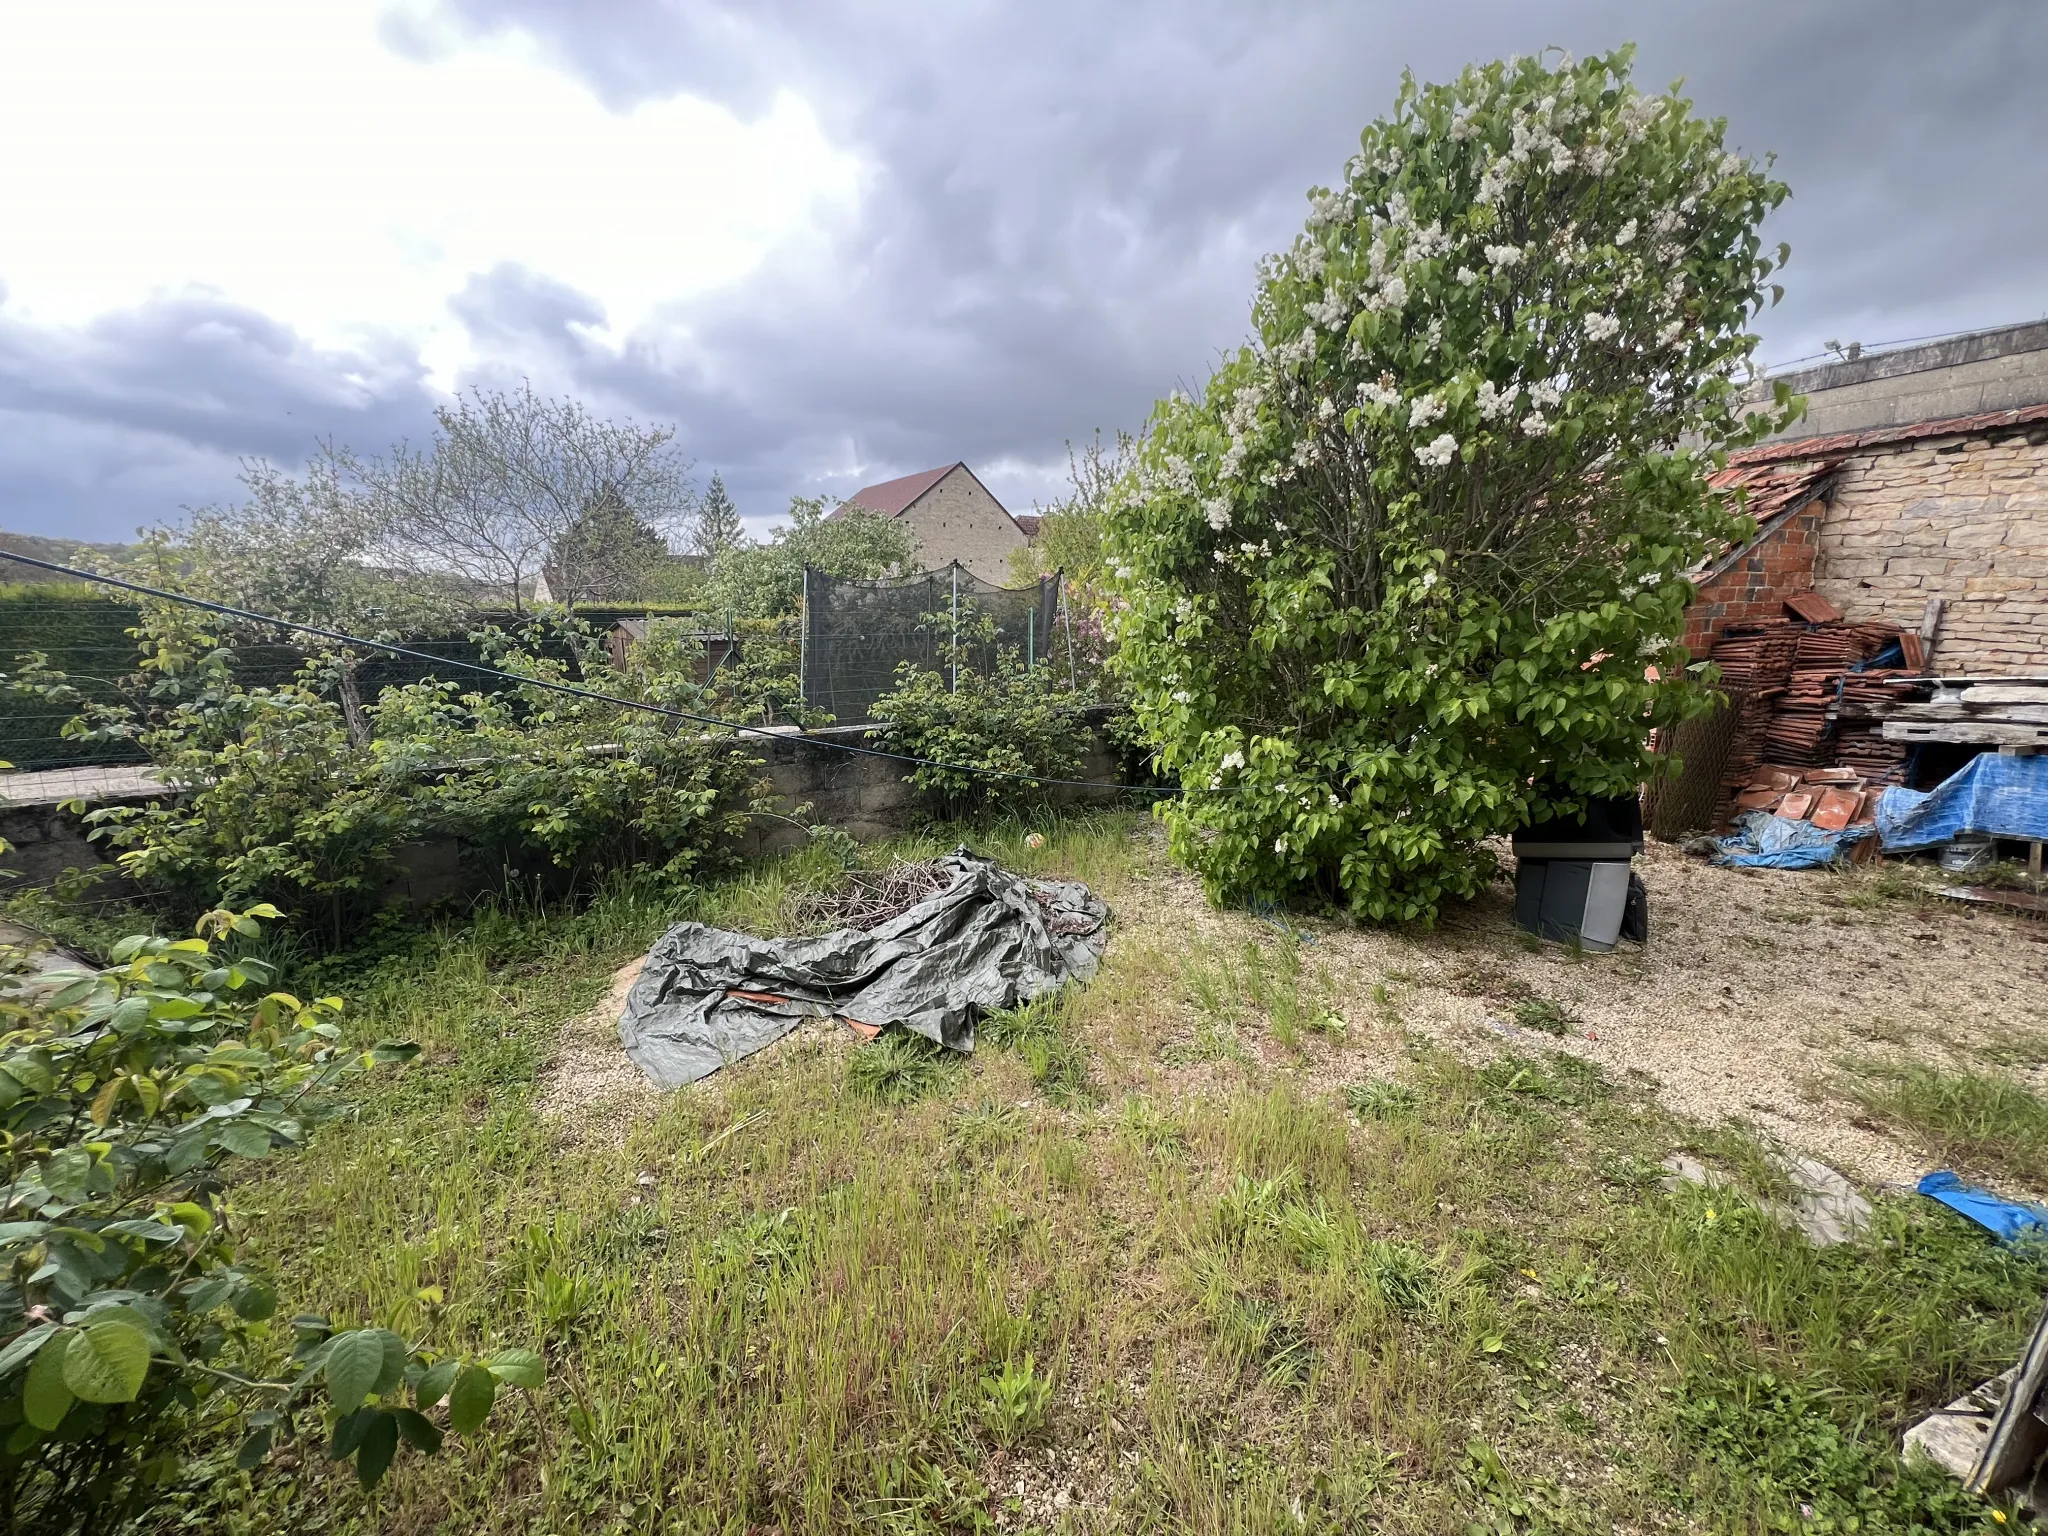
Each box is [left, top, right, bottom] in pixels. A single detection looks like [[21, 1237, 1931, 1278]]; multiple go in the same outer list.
[[1812, 425, 2048, 674], [900, 468, 1027, 584]]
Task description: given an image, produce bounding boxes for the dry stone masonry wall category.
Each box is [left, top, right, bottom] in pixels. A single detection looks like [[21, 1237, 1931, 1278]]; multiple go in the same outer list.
[[1813, 426, 2048, 674]]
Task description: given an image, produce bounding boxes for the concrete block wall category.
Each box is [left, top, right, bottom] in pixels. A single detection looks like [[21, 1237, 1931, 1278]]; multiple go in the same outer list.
[[1681, 501, 1825, 658], [1812, 427, 2048, 673]]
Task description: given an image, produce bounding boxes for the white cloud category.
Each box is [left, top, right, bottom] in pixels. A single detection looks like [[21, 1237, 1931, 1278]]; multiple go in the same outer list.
[[0, 0, 860, 384]]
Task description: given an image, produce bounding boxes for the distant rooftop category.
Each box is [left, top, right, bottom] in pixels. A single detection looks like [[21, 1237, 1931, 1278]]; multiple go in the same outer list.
[[837, 463, 961, 518]]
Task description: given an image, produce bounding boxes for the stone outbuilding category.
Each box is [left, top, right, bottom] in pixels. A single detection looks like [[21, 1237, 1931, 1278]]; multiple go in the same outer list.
[[1689, 321, 2048, 674], [833, 462, 1029, 584]]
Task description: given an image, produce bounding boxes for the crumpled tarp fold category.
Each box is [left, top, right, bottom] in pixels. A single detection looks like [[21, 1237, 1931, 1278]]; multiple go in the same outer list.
[[619, 848, 1109, 1088], [1917, 1170, 2048, 1243], [1877, 752, 2048, 852], [1713, 809, 1875, 869]]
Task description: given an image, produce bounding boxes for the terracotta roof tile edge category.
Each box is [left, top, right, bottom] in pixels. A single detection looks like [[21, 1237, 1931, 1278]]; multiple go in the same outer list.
[[1731, 401, 2048, 466]]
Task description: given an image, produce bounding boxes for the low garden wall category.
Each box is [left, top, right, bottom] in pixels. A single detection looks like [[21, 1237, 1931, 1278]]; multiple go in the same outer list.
[[1, 715, 1131, 899]]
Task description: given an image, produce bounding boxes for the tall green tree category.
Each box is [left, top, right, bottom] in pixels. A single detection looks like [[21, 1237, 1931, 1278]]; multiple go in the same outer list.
[[692, 473, 745, 556], [1104, 47, 1798, 922], [542, 493, 675, 604], [700, 496, 915, 620]]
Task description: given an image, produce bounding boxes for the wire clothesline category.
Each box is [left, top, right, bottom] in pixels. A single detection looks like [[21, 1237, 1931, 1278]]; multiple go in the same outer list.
[[0, 551, 1206, 797]]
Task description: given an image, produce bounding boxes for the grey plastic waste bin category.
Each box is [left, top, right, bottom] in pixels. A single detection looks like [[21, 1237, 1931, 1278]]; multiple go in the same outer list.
[[1511, 796, 1647, 952]]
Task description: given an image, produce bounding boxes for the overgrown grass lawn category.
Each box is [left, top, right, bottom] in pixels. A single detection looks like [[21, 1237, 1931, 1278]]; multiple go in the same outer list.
[[152, 815, 2047, 1534]]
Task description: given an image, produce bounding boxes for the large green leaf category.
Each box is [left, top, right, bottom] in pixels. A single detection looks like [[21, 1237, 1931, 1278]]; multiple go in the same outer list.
[[212, 1120, 273, 1159], [0, 1322, 57, 1378], [23, 1334, 75, 1429], [60, 1316, 151, 1403], [324, 1330, 388, 1414], [392, 1406, 443, 1454], [354, 1409, 400, 1489], [446, 1363, 496, 1435], [415, 1357, 460, 1409], [485, 1348, 544, 1390]]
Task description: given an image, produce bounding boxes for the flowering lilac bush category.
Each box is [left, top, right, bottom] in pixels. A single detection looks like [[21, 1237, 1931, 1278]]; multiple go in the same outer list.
[[1104, 48, 1799, 921]]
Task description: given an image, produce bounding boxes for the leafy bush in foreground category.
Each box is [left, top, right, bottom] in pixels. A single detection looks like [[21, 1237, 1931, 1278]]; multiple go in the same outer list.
[[0, 909, 538, 1535], [1104, 47, 1800, 921]]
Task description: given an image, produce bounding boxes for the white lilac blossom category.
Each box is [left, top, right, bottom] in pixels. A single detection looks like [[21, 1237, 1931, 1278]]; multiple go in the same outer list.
[[1416, 432, 1458, 467], [1358, 378, 1401, 409], [1420, 569, 1439, 590], [1204, 497, 1232, 531], [1456, 265, 1482, 285], [1519, 411, 1551, 437], [1317, 396, 1337, 422], [1657, 319, 1685, 346], [1306, 189, 1347, 228], [1586, 313, 1621, 341], [1476, 380, 1519, 421], [1529, 381, 1562, 409], [1271, 326, 1318, 369], [1367, 275, 1408, 312], [1614, 217, 1637, 246], [1305, 287, 1352, 328], [1220, 750, 1246, 772], [1408, 393, 1446, 429], [1484, 243, 1523, 268]]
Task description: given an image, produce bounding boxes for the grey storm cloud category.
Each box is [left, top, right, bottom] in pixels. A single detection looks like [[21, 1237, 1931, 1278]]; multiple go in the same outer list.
[[4, 0, 2046, 542]]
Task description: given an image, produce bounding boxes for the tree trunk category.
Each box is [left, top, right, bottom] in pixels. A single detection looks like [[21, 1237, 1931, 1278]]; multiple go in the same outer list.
[[337, 654, 370, 749]]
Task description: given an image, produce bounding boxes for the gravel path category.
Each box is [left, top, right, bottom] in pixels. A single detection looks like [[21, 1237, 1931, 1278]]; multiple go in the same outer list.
[[1115, 836, 2048, 1194]]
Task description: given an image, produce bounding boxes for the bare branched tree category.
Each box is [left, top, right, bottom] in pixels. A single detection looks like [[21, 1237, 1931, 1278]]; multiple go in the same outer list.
[[354, 384, 696, 613]]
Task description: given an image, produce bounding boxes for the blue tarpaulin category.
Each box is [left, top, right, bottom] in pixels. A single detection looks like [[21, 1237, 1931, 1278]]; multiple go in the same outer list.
[[1877, 751, 2048, 852], [1917, 1170, 2048, 1243], [1714, 809, 1875, 869]]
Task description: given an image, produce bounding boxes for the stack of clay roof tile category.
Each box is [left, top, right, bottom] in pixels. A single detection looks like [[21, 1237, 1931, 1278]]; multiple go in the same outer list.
[[1763, 667, 1836, 766], [1831, 670, 1933, 785], [1708, 606, 1924, 820], [1730, 764, 1881, 835]]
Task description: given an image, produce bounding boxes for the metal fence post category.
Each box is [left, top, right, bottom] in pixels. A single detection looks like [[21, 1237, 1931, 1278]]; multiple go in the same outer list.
[[949, 564, 959, 693]]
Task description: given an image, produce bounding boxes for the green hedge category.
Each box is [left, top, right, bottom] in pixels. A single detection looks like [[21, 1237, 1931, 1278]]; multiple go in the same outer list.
[[0, 584, 147, 770], [0, 592, 720, 771]]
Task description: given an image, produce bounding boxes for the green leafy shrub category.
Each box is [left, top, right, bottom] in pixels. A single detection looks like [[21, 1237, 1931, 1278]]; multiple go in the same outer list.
[[1103, 48, 1799, 921], [0, 908, 537, 1534], [620, 614, 826, 728], [20, 601, 767, 944], [870, 608, 1091, 820]]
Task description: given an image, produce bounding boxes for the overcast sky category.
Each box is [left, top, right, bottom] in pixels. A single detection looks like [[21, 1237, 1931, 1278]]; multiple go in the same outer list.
[[3, 0, 2044, 545]]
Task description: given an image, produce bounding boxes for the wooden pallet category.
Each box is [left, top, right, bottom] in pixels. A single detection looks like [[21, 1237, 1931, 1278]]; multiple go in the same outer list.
[[1881, 719, 2048, 746]]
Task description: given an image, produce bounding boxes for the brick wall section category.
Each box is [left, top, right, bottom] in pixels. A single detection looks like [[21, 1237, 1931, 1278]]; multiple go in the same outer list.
[[1811, 426, 2048, 673], [899, 467, 1027, 584], [1681, 500, 1825, 658]]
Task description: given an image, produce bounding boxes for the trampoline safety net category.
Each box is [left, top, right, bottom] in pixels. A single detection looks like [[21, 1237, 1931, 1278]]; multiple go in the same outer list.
[[801, 563, 1062, 724]]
